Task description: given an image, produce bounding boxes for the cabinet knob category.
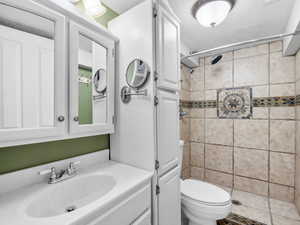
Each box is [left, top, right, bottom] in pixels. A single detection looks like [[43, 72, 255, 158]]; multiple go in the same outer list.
[[57, 116, 65, 122], [74, 116, 79, 122]]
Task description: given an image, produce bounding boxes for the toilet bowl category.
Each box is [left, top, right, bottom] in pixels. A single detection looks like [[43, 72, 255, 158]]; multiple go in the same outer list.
[[179, 141, 232, 225]]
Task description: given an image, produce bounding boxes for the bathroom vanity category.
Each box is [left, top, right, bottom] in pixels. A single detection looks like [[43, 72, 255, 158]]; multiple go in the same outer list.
[[0, 151, 153, 225]]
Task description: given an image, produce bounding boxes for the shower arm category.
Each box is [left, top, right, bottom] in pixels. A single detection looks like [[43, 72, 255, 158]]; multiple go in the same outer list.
[[182, 30, 300, 60]]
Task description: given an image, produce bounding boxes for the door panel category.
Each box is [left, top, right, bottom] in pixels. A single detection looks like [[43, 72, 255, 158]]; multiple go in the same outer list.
[[156, 5, 180, 91], [157, 90, 179, 176], [158, 167, 181, 225]]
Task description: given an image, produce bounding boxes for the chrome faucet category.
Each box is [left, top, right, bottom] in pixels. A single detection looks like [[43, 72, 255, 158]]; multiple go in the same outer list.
[[39, 161, 80, 184]]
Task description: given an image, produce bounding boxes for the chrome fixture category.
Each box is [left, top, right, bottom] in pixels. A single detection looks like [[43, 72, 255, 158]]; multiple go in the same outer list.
[[192, 0, 236, 28], [39, 161, 80, 184], [121, 86, 148, 104], [183, 31, 300, 60], [179, 106, 189, 120]]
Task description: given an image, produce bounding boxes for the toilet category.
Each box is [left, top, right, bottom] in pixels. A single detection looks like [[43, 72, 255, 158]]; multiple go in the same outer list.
[[179, 141, 232, 225]]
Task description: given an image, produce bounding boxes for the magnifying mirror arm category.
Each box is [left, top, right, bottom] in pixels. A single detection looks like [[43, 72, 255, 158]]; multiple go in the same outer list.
[[127, 89, 148, 96]]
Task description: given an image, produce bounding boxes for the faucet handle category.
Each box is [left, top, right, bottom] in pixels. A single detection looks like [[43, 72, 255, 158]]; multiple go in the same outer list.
[[67, 161, 80, 174]]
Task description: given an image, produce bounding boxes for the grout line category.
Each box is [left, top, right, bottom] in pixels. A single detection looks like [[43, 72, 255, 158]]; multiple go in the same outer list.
[[268, 43, 271, 202]]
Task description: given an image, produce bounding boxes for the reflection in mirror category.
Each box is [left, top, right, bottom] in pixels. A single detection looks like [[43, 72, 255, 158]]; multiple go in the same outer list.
[[126, 59, 150, 89], [78, 34, 107, 125], [0, 21, 55, 130]]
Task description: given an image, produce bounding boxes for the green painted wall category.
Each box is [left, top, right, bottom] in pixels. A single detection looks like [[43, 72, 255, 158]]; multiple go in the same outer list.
[[0, 3, 118, 175], [79, 67, 93, 124]]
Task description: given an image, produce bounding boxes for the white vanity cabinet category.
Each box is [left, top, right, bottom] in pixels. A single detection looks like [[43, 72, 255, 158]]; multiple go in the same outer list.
[[69, 21, 115, 136], [0, 0, 66, 147], [156, 0, 181, 92]]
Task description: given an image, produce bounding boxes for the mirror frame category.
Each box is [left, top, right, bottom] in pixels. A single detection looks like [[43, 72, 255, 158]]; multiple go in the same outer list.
[[125, 59, 150, 89]]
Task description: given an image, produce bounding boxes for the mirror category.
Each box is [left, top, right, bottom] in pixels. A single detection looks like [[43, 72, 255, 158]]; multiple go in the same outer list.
[[78, 34, 107, 125], [126, 59, 150, 89]]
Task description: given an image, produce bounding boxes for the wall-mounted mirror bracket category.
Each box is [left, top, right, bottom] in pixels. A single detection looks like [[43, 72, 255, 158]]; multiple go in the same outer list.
[[121, 86, 148, 104]]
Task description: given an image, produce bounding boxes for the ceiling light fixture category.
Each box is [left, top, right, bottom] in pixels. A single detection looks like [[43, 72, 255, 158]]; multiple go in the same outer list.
[[192, 0, 236, 28], [83, 0, 107, 18]]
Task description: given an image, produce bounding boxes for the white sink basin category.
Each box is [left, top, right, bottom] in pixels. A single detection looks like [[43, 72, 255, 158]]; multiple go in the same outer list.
[[26, 175, 116, 218]]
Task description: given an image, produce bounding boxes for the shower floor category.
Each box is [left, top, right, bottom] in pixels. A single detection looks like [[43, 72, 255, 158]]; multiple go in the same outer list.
[[221, 187, 300, 225], [181, 185, 300, 225]]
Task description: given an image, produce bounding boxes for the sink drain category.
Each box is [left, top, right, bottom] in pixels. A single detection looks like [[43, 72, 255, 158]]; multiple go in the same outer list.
[[65, 206, 77, 213], [231, 200, 242, 206]]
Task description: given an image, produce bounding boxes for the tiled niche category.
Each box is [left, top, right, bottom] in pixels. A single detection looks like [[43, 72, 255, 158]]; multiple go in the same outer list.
[[180, 41, 299, 203]]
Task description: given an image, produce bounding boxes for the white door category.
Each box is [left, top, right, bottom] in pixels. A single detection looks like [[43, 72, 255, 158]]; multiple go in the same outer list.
[[156, 3, 180, 92], [0, 1, 66, 147], [156, 90, 179, 176], [158, 167, 181, 225]]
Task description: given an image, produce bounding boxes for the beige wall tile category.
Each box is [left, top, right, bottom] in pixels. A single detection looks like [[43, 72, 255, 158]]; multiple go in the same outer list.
[[205, 61, 233, 90], [190, 91, 204, 101], [234, 44, 268, 59], [253, 108, 269, 119], [181, 65, 191, 91], [234, 120, 269, 150], [296, 107, 300, 121], [296, 155, 300, 212], [190, 66, 204, 91], [182, 143, 190, 169], [205, 169, 233, 188], [205, 90, 217, 100], [270, 52, 295, 84], [270, 120, 295, 153], [269, 183, 295, 203], [270, 41, 283, 53], [190, 119, 205, 142], [270, 83, 295, 96], [180, 89, 190, 101], [205, 144, 233, 173], [252, 85, 269, 97], [190, 167, 204, 180], [206, 119, 233, 146], [270, 152, 295, 186], [270, 107, 295, 120], [297, 80, 300, 96], [296, 50, 300, 81], [234, 55, 269, 87], [234, 147, 268, 180], [190, 142, 204, 167], [190, 108, 205, 118], [180, 118, 190, 142], [181, 167, 190, 180], [234, 176, 268, 196], [205, 108, 217, 118]]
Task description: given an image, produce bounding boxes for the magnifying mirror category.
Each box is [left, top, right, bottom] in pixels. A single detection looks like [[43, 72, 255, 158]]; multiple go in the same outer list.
[[126, 59, 150, 89]]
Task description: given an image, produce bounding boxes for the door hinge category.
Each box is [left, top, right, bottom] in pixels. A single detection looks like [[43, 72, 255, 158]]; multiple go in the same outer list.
[[156, 185, 160, 195], [155, 160, 160, 170], [154, 71, 158, 81], [153, 6, 158, 18], [112, 115, 116, 124], [154, 96, 159, 106], [112, 48, 115, 57]]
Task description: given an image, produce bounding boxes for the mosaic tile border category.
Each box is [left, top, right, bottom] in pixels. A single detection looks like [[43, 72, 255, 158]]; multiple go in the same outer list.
[[180, 95, 299, 109], [218, 213, 266, 225]]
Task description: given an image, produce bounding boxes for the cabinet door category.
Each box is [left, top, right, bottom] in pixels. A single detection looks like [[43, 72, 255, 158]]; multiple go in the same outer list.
[[156, 90, 179, 176], [0, 0, 66, 147], [156, 3, 180, 91], [158, 167, 181, 225], [69, 21, 115, 135]]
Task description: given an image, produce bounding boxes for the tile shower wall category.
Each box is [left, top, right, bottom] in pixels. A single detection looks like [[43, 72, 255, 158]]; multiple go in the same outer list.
[[295, 49, 300, 211], [180, 41, 298, 203]]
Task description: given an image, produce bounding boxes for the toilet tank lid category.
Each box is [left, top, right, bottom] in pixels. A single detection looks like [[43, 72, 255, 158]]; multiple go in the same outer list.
[[181, 179, 231, 205]]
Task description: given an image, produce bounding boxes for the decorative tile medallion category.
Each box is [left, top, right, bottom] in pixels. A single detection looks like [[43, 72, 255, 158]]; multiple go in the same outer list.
[[217, 87, 253, 119], [218, 213, 266, 225]]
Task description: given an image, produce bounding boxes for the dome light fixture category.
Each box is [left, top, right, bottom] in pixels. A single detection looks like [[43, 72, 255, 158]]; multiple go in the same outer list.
[[83, 0, 107, 18], [192, 0, 236, 28]]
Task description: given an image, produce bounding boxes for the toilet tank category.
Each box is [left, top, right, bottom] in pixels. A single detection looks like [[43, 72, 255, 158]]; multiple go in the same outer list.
[[179, 140, 184, 172]]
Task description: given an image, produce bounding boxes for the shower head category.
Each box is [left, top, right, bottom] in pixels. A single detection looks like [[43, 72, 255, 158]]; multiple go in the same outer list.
[[211, 55, 223, 65]]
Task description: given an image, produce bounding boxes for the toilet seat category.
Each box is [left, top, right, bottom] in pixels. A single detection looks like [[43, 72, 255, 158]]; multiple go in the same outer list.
[[181, 179, 231, 206]]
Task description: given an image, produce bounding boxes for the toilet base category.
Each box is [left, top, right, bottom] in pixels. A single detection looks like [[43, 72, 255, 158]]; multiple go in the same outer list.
[[189, 219, 217, 225]]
